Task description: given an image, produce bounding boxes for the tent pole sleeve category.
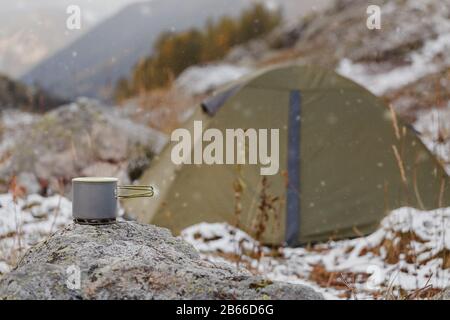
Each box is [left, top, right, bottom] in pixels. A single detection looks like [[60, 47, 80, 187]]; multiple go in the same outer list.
[[285, 90, 301, 246]]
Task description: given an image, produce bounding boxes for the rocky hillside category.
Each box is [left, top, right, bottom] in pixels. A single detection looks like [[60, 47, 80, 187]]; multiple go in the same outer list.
[[220, 0, 450, 122]]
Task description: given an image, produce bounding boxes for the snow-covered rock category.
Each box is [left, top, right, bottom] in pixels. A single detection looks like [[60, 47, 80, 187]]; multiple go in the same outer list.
[[337, 27, 450, 95], [15, 172, 41, 195], [175, 64, 250, 95], [225, 40, 270, 65]]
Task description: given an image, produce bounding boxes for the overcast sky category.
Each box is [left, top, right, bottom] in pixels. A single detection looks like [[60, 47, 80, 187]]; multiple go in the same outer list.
[[0, 0, 140, 24]]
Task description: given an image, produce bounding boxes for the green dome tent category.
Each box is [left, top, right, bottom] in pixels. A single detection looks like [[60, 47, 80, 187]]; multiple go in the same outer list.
[[124, 64, 450, 246]]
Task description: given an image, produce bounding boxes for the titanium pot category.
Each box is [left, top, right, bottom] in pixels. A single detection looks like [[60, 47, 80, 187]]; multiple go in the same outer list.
[[72, 177, 154, 225]]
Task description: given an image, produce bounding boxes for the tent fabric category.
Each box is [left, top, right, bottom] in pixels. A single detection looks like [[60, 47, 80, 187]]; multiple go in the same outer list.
[[124, 64, 450, 246]]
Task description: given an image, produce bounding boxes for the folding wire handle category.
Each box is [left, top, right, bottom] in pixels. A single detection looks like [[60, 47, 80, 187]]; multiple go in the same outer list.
[[116, 185, 154, 199]]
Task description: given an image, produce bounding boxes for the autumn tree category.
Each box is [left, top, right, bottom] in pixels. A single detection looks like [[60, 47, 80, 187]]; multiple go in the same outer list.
[[114, 4, 282, 101]]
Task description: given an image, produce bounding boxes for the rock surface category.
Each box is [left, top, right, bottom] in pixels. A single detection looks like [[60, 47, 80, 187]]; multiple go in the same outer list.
[[0, 98, 168, 194], [0, 221, 323, 300], [439, 288, 450, 300]]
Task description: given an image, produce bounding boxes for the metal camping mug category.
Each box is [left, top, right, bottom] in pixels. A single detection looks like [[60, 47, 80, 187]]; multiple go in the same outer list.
[[72, 177, 154, 224]]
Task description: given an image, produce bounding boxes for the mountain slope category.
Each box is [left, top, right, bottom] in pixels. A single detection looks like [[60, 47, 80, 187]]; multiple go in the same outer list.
[[22, 0, 255, 101], [0, 7, 89, 78]]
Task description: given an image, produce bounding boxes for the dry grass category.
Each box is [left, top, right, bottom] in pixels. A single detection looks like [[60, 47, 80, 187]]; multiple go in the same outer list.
[[305, 225, 448, 299], [251, 177, 279, 244], [384, 67, 450, 122], [1, 176, 25, 269], [309, 264, 370, 292], [0, 176, 65, 272]]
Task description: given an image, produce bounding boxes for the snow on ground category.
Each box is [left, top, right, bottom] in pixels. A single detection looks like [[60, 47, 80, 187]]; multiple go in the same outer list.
[[0, 190, 448, 299], [0, 192, 128, 274], [182, 206, 450, 300], [337, 32, 450, 95], [175, 64, 251, 95], [0, 193, 72, 274]]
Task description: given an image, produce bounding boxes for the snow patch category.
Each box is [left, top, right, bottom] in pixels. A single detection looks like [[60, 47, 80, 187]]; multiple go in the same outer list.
[[337, 31, 450, 95], [0, 193, 72, 274], [182, 206, 450, 299], [175, 64, 250, 95]]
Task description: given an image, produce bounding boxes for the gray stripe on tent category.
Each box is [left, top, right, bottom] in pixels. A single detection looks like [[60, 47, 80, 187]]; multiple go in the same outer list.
[[285, 90, 301, 246], [201, 84, 242, 116]]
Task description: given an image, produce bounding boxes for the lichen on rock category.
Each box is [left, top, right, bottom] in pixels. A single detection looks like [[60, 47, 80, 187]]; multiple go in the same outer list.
[[0, 221, 323, 300]]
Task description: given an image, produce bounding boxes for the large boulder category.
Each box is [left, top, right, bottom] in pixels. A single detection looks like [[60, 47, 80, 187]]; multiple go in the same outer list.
[[0, 98, 168, 194], [0, 222, 323, 300]]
